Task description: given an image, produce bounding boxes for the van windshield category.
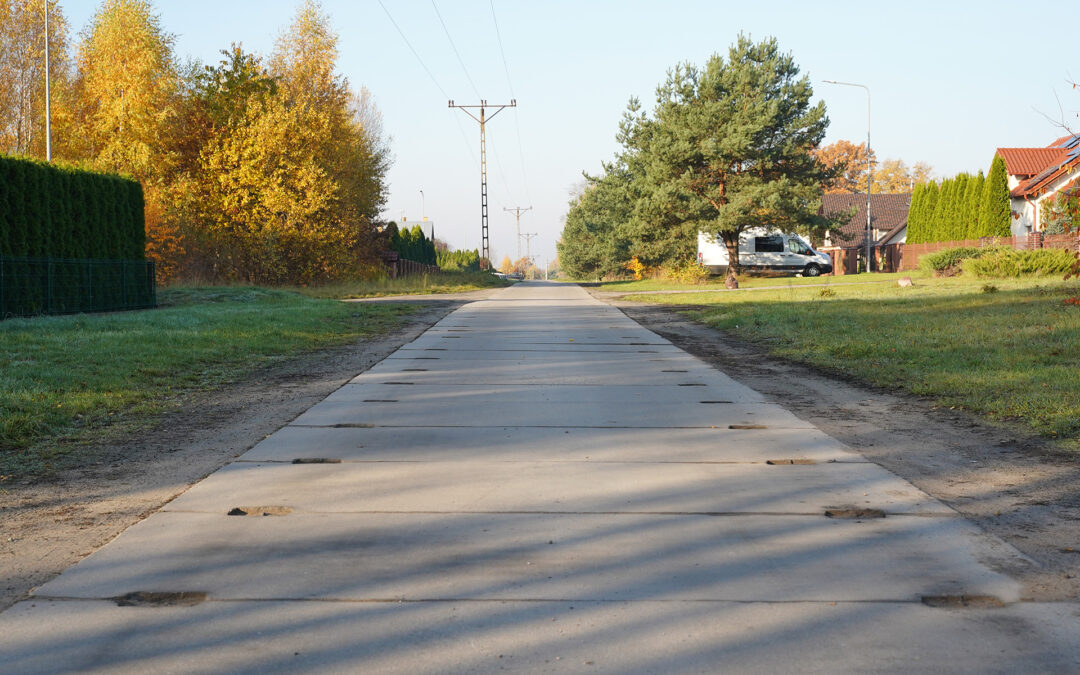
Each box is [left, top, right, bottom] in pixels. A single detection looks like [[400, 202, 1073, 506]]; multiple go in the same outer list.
[[788, 238, 812, 255]]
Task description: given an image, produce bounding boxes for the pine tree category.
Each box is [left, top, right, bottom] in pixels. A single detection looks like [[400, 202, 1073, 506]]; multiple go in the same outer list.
[[981, 155, 1011, 238]]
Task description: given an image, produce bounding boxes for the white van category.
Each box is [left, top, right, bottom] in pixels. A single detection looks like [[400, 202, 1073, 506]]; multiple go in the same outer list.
[[697, 229, 833, 277]]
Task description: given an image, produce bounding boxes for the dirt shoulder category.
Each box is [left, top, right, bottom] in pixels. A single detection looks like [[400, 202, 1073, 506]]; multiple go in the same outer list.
[[608, 299, 1080, 602], [0, 299, 470, 612]]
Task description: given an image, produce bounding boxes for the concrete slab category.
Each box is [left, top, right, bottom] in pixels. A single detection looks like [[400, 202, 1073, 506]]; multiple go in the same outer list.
[[290, 396, 813, 429], [165, 461, 949, 515], [239, 425, 865, 464], [323, 382, 765, 405], [3, 599, 1078, 675], [33, 512, 1023, 603]]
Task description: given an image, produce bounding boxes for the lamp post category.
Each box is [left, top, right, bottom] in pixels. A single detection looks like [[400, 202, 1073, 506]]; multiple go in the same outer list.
[[44, 0, 51, 162], [419, 190, 425, 221], [823, 80, 871, 272]]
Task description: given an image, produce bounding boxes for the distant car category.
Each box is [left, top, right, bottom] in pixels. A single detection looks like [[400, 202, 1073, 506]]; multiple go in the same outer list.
[[507, 273, 524, 281], [492, 272, 507, 279]]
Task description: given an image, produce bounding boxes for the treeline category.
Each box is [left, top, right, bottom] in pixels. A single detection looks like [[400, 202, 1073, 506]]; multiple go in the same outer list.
[[0, 0, 390, 285], [559, 36, 837, 285], [387, 223, 436, 266], [437, 248, 481, 272], [0, 155, 144, 260], [907, 156, 1011, 244]]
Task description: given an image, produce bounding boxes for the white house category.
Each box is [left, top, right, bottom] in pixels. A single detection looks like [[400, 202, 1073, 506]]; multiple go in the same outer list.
[[996, 134, 1080, 235]]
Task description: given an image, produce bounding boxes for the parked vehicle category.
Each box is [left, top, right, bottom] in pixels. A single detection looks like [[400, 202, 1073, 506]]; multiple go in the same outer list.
[[697, 229, 833, 277]]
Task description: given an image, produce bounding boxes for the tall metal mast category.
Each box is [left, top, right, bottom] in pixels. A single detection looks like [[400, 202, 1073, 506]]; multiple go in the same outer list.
[[449, 99, 516, 265], [503, 205, 532, 260]]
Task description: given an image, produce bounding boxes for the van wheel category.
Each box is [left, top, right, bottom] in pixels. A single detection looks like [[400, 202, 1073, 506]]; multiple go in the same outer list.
[[804, 264, 821, 277]]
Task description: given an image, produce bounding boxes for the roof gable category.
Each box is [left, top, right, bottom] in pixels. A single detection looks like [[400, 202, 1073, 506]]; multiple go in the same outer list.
[[819, 193, 911, 248], [996, 148, 1064, 177]]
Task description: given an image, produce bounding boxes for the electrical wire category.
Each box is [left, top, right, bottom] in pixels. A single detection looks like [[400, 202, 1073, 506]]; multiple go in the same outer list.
[[489, 0, 532, 204], [377, 0, 477, 168], [431, 0, 482, 100]]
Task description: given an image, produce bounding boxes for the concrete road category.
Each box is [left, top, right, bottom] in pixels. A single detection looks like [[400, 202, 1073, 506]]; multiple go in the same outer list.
[[2, 282, 1078, 673]]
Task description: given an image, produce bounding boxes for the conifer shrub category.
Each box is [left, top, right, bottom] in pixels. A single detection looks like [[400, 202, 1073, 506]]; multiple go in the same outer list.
[[0, 155, 145, 260], [962, 248, 1077, 278]]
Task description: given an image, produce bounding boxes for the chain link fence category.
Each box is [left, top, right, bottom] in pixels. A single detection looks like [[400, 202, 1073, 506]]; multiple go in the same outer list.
[[1, 257, 157, 319]]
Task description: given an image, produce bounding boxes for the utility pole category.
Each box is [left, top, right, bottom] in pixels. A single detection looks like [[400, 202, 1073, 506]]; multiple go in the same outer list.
[[449, 99, 516, 266], [503, 205, 532, 259], [823, 80, 871, 272], [44, 0, 51, 162], [521, 232, 538, 265]]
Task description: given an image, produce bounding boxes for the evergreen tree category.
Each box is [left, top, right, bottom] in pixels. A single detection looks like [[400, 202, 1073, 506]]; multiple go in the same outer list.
[[950, 173, 970, 241], [963, 171, 985, 238], [981, 155, 1011, 238], [907, 182, 925, 244], [930, 178, 952, 243], [620, 35, 830, 287]]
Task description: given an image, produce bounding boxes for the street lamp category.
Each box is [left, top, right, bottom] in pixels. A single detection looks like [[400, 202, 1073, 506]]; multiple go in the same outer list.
[[44, 0, 51, 162], [823, 80, 872, 272], [419, 189, 425, 221]]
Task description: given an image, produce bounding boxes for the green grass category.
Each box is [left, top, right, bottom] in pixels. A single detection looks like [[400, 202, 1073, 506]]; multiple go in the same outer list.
[[594, 271, 923, 292], [0, 287, 414, 480], [301, 270, 510, 299], [628, 276, 1080, 445]]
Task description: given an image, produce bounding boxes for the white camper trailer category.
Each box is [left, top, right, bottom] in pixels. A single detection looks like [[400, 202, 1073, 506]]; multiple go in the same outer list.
[[697, 229, 833, 277]]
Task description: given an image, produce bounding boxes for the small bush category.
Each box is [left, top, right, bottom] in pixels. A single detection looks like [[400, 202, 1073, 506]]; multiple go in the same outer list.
[[919, 246, 1008, 276], [981, 283, 998, 293], [962, 248, 1078, 278], [818, 287, 837, 298], [663, 259, 710, 285]]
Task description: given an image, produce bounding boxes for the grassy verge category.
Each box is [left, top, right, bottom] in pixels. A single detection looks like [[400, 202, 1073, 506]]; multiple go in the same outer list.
[[593, 271, 922, 292], [0, 287, 415, 480], [629, 276, 1080, 445], [302, 270, 510, 299]]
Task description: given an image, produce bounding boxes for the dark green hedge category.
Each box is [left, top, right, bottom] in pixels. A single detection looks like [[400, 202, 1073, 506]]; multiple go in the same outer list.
[[0, 155, 145, 261]]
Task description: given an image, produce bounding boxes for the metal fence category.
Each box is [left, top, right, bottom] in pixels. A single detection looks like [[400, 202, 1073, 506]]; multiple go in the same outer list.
[[0, 257, 157, 319]]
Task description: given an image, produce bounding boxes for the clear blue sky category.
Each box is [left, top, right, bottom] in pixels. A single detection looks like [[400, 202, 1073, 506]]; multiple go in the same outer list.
[[64, 0, 1078, 266]]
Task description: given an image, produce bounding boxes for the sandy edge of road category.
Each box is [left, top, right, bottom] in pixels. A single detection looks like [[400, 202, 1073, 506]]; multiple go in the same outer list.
[[1, 288, 1076, 613]]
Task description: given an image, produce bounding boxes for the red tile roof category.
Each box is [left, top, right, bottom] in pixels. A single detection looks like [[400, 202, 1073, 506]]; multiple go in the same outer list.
[[1010, 135, 1080, 198], [995, 148, 1063, 177], [819, 193, 911, 249]]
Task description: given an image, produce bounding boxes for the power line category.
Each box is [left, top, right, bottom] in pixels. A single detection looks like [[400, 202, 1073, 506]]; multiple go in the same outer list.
[[489, 0, 532, 204], [378, 0, 449, 100], [431, 0, 481, 100], [489, 0, 515, 98], [377, 0, 477, 169]]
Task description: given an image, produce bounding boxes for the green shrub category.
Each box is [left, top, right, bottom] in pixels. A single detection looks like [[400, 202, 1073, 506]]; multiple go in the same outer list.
[[919, 247, 985, 275], [962, 248, 1078, 278]]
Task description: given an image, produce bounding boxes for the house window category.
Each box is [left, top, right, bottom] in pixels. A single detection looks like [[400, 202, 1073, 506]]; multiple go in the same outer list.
[[755, 236, 784, 253]]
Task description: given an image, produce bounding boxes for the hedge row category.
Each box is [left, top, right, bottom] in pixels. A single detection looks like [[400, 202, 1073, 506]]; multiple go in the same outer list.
[[436, 248, 481, 272], [0, 155, 145, 261]]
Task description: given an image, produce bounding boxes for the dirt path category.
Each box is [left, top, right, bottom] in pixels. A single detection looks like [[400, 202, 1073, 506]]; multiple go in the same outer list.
[[608, 300, 1080, 602], [0, 299, 471, 612]]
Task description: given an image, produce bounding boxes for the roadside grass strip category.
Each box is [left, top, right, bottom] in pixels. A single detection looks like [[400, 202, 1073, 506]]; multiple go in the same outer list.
[[630, 276, 1080, 445], [0, 287, 413, 480], [593, 271, 922, 293], [301, 270, 510, 299]]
